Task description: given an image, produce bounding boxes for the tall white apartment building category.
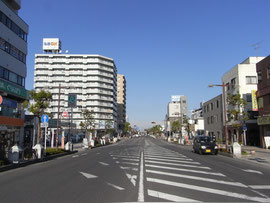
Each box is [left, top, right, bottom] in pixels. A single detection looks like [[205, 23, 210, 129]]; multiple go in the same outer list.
[[0, 0, 28, 160], [34, 39, 117, 130]]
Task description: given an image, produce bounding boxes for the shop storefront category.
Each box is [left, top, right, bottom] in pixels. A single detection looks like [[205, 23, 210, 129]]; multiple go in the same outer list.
[[0, 79, 28, 161], [257, 116, 270, 149]]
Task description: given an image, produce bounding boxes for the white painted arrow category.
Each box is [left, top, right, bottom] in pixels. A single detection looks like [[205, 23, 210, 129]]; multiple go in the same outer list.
[[242, 169, 263, 175], [107, 182, 125, 190], [125, 173, 137, 186], [80, 172, 98, 179], [99, 162, 109, 166]]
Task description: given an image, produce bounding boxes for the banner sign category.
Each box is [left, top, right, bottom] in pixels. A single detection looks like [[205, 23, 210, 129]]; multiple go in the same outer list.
[[252, 90, 258, 111], [0, 79, 28, 99]]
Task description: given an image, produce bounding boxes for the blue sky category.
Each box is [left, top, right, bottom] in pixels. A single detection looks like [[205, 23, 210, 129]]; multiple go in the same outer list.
[[20, 0, 270, 129]]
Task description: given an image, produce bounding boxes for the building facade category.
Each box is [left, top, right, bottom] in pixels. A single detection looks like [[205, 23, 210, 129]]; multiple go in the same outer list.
[[166, 95, 188, 134], [116, 74, 126, 134], [203, 95, 224, 141], [256, 55, 270, 148], [34, 47, 117, 133], [0, 0, 28, 161], [222, 57, 264, 145], [191, 102, 204, 136]]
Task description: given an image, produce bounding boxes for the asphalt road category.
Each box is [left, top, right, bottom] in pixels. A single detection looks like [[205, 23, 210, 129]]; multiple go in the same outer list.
[[0, 136, 270, 202]]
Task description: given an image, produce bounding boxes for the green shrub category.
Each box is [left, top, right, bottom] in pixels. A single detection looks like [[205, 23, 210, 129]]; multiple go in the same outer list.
[[45, 148, 66, 156], [241, 150, 247, 155]]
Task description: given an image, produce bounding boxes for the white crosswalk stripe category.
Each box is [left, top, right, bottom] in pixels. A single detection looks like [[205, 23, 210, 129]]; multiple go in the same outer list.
[[144, 146, 270, 202], [147, 178, 270, 202], [146, 164, 226, 176], [145, 159, 201, 166], [148, 189, 198, 202], [146, 169, 247, 187]]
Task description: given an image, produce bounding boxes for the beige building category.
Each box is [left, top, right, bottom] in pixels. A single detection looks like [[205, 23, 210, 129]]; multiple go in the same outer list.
[[117, 74, 126, 132]]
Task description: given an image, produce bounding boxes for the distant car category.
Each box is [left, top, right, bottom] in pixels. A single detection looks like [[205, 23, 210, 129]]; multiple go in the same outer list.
[[193, 135, 218, 155]]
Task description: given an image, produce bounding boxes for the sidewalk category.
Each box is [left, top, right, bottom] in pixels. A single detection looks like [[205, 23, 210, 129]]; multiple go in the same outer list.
[[238, 146, 270, 166]]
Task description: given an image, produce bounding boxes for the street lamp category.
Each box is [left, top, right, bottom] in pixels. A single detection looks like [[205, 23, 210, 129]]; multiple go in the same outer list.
[[208, 82, 229, 151]]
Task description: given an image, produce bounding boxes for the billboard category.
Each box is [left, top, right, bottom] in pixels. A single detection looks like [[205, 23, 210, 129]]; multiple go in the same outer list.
[[171, 95, 181, 102], [252, 90, 258, 111], [43, 38, 61, 51]]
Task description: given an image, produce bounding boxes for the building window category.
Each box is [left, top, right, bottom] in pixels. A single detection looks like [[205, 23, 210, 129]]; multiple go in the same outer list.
[[226, 83, 230, 91], [268, 66, 270, 79], [211, 116, 214, 124], [231, 78, 236, 88], [246, 76, 257, 84], [246, 94, 252, 102], [216, 100, 219, 108], [0, 11, 28, 41], [0, 37, 26, 63], [0, 66, 25, 87], [258, 97, 263, 109], [258, 72, 262, 83]]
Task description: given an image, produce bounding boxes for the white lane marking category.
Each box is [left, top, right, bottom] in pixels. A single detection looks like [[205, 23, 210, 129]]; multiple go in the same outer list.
[[138, 151, 144, 202], [113, 158, 140, 162], [81, 153, 87, 156], [111, 155, 140, 159], [147, 178, 270, 202], [72, 155, 79, 158], [120, 166, 139, 171], [146, 164, 225, 177], [146, 158, 198, 165], [80, 172, 98, 179], [249, 185, 270, 189], [126, 173, 137, 186], [144, 153, 186, 158], [145, 154, 192, 161], [145, 156, 193, 161], [146, 169, 247, 188], [148, 189, 198, 202], [243, 169, 263, 175], [145, 160, 208, 169], [99, 162, 109, 166], [107, 182, 125, 190], [122, 162, 139, 166]]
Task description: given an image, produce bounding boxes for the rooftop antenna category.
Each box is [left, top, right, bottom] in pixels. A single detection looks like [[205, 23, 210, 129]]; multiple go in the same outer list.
[[250, 41, 263, 60]]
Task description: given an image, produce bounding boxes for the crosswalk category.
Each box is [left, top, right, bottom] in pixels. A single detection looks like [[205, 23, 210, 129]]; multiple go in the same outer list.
[[110, 140, 270, 202]]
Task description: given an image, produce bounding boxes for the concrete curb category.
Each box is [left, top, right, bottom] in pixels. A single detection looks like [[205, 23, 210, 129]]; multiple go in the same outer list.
[[0, 150, 78, 173]]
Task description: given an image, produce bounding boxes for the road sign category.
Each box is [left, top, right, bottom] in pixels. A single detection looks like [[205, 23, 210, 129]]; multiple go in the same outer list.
[[62, 111, 68, 118], [243, 124, 247, 131], [41, 114, 49, 123], [68, 94, 77, 108], [0, 96, 2, 105], [41, 122, 48, 128]]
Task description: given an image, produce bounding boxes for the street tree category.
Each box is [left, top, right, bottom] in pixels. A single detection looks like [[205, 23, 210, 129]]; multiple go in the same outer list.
[[123, 122, 131, 135], [182, 116, 191, 137], [171, 120, 180, 133], [226, 93, 248, 143], [105, 120, 115, 136], [80, 109, 95, 137], [23, 89, 52, 144], [150, 125, 162, 136]]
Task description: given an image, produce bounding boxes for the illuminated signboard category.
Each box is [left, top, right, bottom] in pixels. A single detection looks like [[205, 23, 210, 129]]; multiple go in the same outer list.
[[43, 38, 61, 51]]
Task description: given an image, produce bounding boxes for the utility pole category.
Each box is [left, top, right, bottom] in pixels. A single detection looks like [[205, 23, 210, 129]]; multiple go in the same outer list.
[[56, 83, 61, 149]]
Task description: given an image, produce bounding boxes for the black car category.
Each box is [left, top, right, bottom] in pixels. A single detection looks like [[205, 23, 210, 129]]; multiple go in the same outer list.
[[193, 135, 218, 155]]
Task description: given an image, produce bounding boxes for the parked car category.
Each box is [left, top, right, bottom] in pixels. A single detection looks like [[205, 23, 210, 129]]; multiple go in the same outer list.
[[193, 135, 218, 155]]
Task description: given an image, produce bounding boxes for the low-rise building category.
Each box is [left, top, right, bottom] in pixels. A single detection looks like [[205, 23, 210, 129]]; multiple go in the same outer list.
[[203, 95, 224, 142], [256, 55, 270, 148]]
